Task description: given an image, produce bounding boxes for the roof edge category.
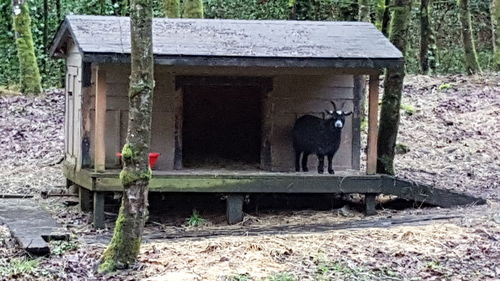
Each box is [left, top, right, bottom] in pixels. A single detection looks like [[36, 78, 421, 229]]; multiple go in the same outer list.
[[49, 17, 83, 58], [83, 53, 404, 70]]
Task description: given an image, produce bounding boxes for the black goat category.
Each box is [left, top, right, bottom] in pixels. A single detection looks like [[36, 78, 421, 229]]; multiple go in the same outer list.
[[292, 102, 352, 174]]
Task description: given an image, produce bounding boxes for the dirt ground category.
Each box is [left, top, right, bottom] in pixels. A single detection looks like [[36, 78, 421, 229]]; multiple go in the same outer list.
[[0, 74, 499, 280]]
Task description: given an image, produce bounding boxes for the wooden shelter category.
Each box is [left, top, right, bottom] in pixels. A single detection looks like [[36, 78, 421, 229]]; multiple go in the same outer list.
[[50, 16, 483, 228]]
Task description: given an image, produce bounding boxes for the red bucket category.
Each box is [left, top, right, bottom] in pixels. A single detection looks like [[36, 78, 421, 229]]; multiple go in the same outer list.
[[116, 152, 161, 168]]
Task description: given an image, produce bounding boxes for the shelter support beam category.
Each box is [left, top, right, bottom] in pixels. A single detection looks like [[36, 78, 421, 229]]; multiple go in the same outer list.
[[93, 191, 105, 229], [226, 195, 244, 224], [364, 193, 378, 215], [366, 74, 379, 175], [94, 66, 107, 172], [79, 186, 92, 212]]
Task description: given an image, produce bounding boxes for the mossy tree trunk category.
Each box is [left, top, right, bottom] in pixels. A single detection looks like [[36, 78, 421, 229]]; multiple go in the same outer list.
[[55, 0, 61, 20], [182, 0, 203, 18], [13, 0, 42, 94], [376, 0, 391, 36], [377, 0, 412, 175], [420, 0, 438, 74], [98, 0, 154, 273], [358, 0, 370, 21], [165, 0, 180, 18], [493, 0, 499, 70], [458, 0, 481, 74]]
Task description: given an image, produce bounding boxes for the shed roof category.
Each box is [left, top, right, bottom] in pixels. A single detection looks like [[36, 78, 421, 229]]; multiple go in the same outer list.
[[50, 15, 403, 69]]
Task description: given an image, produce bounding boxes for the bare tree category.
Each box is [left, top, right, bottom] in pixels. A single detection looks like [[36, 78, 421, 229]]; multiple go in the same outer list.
[[458, 0, 481, 74]]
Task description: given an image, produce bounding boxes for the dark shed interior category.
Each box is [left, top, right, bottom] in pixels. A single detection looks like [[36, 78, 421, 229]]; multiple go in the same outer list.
[[182, 84, 263, 169]]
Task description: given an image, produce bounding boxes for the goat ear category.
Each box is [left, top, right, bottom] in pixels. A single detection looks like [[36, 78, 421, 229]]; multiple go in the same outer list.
[[343, 111, 352, 116], [325, 110, 334, 115]]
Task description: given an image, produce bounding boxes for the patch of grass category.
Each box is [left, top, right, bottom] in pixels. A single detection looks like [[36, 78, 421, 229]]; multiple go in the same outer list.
[[50, 240, 79, 256], [0, 257, 40, 277], [227, 273, 252, 281], [186, 209, 206, 227], [266, 272, 297, 281], [0, 85, 21, 96], [400, 103, 416, 115], [438, 83, 453, 90], [395, 143, 410, 154], [313, 259, 402, 281]]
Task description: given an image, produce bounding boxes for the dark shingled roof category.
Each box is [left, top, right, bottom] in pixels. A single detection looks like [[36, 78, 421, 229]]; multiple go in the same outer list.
[[50, 15, 403, 69]]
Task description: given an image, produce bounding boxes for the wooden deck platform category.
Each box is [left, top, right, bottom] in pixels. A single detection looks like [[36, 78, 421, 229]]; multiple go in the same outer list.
[[64, 163, 485, 229]]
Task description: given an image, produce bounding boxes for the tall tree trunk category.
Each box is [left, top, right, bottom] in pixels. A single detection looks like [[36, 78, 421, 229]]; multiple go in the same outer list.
[[165, 0, 180, 18], [339, 2, 358, 21], [55, 0, 60, 20], [377, 0, 412, 175], [98, 0, 154, 273], [458, 0, 481, 74], [182, 0, 203, 18], [380, 0, 391, 36], [420, 0, 437, 74], [13, 0, 42, 94], [358, 0, 370, 21], [493, 0, 499, 70]]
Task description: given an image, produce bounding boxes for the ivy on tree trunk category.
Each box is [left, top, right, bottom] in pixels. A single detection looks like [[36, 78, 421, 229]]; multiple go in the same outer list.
[[494, 0, 499, 71], [420, 0, 438, 74], [182, 0, 203, 18], [13, 0, 42, 94], [98, 0, 154, 273], [458, 0, 481, 74], [165, 0, 180, 18], [377, 0, 412, 175]]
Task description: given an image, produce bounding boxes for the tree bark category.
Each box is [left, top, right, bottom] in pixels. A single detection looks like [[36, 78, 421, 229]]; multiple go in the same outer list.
[[13, 0, 42, 94], [493, 0, 499, 70], [165, 0, 180, 18], [182, 0, 203, 18], [358, 0, 370, 22], [377, 0, 412, 175], [98, 0, 154, 273], [458, 0, 481, 74], [55, 0, 60, 20], [420, 0, 437, 74], [380, 0, 391, 36]]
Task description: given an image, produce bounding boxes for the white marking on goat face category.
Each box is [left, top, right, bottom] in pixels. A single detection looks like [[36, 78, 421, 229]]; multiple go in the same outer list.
[[335, 120, 343, 128], [336, 110, 342, 115]]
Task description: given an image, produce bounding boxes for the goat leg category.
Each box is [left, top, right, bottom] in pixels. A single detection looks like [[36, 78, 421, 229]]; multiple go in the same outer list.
[[317, 154, 325, 174], [327, 154, 334, 174], [302, 153, 309, 172], [294, 151, 301, 172]]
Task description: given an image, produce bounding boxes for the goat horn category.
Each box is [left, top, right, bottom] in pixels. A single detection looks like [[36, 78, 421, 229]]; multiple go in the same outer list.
[[341, 102, 346, 110], [330, 101, 337, 112]]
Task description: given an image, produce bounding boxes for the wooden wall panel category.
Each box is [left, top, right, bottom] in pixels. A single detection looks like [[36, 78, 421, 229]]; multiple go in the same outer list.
[[269, 75, 355, 172]]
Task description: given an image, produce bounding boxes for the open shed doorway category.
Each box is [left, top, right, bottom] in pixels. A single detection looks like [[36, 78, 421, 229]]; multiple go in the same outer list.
[[181, 78, 266, 170]]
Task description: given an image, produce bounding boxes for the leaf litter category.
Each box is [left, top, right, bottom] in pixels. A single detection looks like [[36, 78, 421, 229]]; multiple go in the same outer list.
[[0, 74, 499, 280]]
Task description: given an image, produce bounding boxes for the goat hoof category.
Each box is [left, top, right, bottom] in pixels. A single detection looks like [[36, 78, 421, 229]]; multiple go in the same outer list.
[[303, 168, 308, 172], [328, 169, 334, 174], [318, 169, 324, 174]]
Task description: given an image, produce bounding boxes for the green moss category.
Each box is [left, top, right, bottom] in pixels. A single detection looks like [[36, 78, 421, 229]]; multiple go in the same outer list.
[[98, 207, 142, 273], [400, 103, 415, 115], [182, 0, 204, 18], [121, 144, 134, 160], [165, 0, 180, 18], [13, 2, 42, 94], [395, 143, 410, 154], [119, 168, 152, 186]]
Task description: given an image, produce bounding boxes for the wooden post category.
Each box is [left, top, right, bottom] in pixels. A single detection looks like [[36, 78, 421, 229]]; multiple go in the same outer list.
[[93, 192, 105, 229], [94, 66, 107, 172], [226, 195, 244, 224], [79, 186, 92, 213], [366, 74, 379, 175], [174, 88, 183, 169], [364, 193, 377, 215]]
